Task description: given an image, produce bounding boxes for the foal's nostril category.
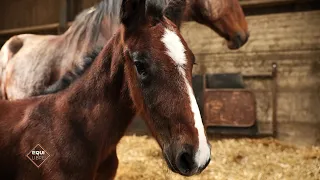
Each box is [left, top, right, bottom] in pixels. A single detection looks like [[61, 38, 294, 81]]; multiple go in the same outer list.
[[176, 150, 196, 176]]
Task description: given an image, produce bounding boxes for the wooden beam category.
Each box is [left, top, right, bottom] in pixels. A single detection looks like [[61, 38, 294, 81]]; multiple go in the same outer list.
[[0, 22, 72, 36], [0, 23, 59, 36], [239, 0, 316, 8], [239, 0, 315, 8]]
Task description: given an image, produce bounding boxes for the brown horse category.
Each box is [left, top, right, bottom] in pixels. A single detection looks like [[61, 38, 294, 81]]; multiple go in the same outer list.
[[0, 0, 211, 179], [0, 0, 248, 100]]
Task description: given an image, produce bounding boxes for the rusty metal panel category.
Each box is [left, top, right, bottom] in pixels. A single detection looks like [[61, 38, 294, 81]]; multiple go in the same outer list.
[[204, 90, 256, 127]]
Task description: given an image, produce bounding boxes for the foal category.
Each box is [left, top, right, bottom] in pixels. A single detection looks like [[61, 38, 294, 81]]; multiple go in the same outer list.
[[0, 0, 211, 179]]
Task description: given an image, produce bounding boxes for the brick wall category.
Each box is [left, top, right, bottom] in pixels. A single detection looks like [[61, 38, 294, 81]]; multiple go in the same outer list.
[[181, 11, 320, 126]]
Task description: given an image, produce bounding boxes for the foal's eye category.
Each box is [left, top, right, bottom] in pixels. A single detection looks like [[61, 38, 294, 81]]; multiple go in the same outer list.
[[134, 61, 148, 79]]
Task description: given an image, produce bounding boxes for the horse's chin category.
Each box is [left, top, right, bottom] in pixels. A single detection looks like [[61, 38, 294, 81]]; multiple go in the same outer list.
[[227, 39, 244, 49], [162, 152, 179, 173]]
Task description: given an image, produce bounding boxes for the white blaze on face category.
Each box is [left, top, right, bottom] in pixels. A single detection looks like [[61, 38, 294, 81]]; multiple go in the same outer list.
[[161, 28, 211, 168]]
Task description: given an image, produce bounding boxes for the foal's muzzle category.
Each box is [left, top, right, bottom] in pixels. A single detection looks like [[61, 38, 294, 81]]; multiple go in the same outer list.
[[164, 144, 211, 176]]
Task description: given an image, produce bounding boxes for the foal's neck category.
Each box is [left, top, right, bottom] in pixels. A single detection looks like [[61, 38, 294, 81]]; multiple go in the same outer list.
[[58, 34, 135, 149]]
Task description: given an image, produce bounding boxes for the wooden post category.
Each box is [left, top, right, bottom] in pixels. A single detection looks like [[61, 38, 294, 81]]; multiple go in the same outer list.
[[67, 0, 82, 22], [271, 63, 278, 138], [58, 0, 68, 34]]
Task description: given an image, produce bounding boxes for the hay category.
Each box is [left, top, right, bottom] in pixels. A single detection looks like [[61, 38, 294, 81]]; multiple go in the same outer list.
[[116, 136, 320, 180]]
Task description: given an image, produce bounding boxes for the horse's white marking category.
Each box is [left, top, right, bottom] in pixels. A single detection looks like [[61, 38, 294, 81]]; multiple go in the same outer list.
[[186, 81, 211, 168], [161, 28, 211, 168], [161, 29, 187, 66]]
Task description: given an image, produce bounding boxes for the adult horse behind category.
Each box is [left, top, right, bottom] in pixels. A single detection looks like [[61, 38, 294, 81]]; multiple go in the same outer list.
[[0, 0, 211, 179], [0, 0, 249, 100]]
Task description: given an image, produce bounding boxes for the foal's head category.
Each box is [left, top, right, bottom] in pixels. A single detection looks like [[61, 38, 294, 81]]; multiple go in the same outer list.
[[119, 0, 210, 176]]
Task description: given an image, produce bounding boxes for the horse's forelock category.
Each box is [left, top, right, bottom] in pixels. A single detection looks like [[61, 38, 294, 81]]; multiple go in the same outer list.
[[146, 0, 166, 19]]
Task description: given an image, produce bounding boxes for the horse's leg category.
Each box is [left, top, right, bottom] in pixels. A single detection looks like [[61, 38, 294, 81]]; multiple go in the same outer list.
[[95, 150, 119, 180]]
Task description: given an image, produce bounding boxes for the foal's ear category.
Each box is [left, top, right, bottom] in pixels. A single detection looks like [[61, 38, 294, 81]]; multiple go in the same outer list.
[[120, 0, 147, 32], [164, 0, 186, 28]]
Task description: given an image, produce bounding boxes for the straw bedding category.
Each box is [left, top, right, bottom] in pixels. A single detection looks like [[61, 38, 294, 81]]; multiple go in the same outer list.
[[115, 136, 320, 180]]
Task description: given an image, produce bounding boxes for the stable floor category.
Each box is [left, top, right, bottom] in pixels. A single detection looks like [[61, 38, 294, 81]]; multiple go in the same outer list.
[[115, 136, 320, 180]]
